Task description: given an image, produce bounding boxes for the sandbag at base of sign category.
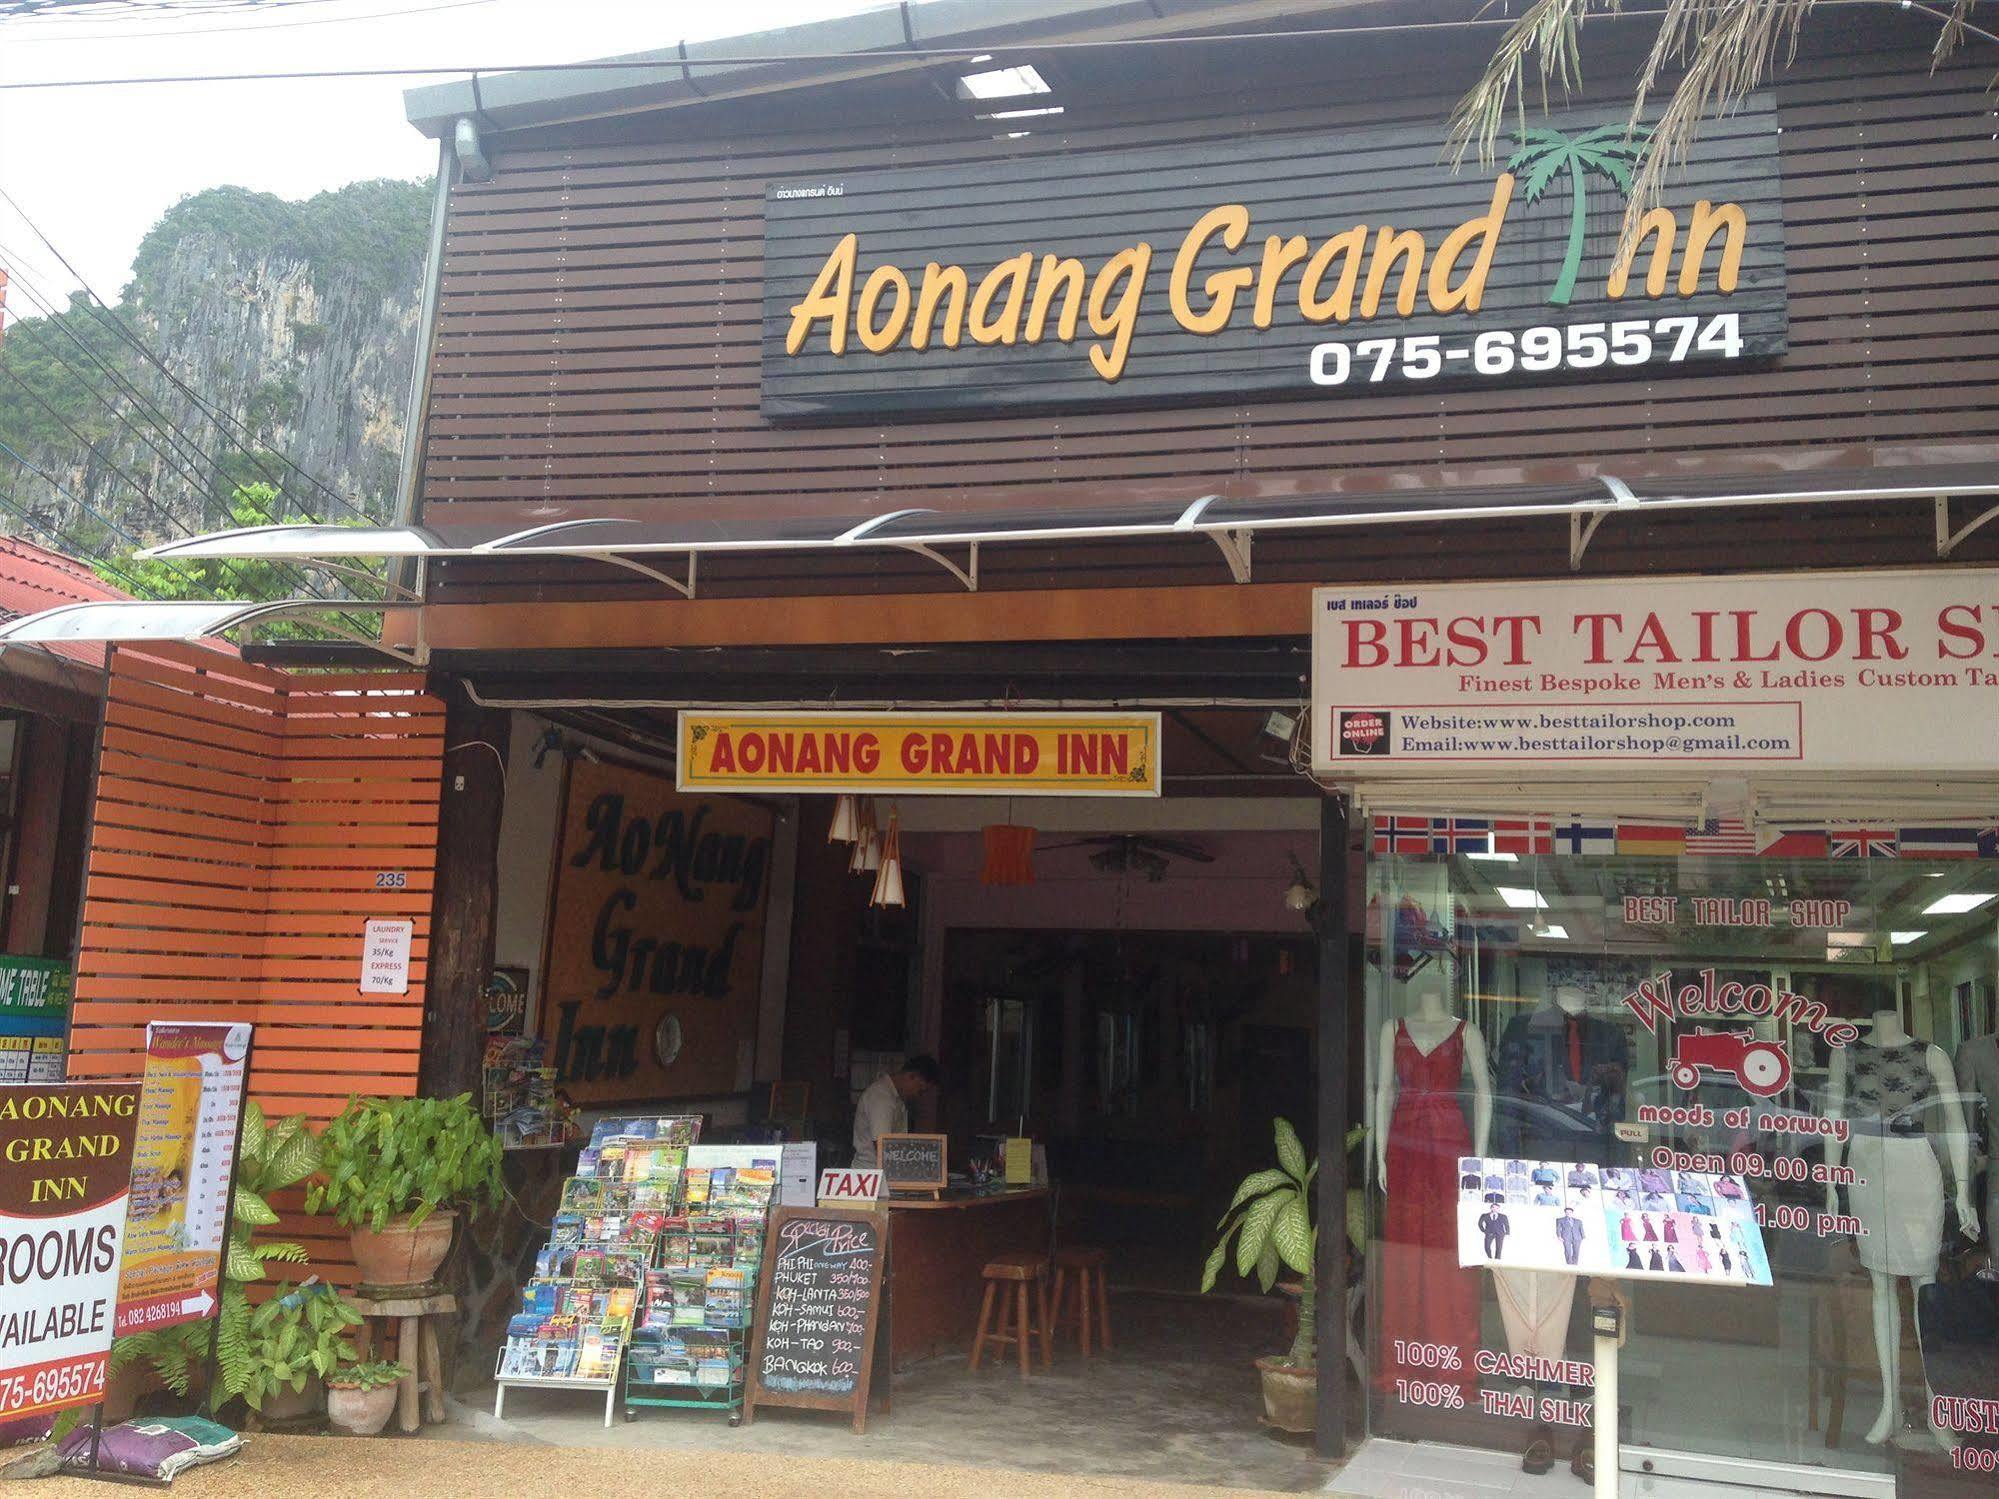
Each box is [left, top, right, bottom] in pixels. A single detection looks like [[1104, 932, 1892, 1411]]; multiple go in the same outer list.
[[58, 1416, 243, 1482]]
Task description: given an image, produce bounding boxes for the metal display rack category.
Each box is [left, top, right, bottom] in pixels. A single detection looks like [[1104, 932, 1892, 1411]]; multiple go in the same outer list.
[[624, 1215, 766, 1426]]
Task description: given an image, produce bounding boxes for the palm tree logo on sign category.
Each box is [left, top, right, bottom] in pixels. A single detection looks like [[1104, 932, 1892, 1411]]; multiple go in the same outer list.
[[1506, 123, 1652, 307]]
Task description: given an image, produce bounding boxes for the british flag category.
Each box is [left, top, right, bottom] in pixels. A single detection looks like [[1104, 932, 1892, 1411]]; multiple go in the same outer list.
[[1372, 815, 1436, 854], [1430, 817, 1492, 854], [1829, 828, 1898, 858], [1684, 818, 1757, 855], [1491, 817, 1554, 854]]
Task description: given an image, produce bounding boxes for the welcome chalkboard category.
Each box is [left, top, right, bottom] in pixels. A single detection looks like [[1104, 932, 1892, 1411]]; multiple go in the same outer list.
[[742, 1206, 887, 1433], [878, 1133, 946, 1198]]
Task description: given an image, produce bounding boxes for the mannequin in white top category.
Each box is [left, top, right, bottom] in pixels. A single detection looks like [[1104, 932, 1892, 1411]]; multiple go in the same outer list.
[[1822, 1009, 1978, 1445], [1374, 970, 1493, 1176]]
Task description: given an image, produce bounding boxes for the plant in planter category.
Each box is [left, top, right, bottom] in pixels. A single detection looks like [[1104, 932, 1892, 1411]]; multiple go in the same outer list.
[[1201, 1117, 1367, 1434], [325, 1360, 408, 1437], [235, 1282, 365, 1421], [306, 1094, 504, 1286], [102, 1103, 321, 1422]]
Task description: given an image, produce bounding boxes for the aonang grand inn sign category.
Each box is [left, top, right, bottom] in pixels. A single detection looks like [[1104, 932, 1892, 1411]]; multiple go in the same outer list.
[[762, 97, 1785, 420]]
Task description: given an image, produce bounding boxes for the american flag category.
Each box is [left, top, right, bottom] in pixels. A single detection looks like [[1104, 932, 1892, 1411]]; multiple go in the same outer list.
[[1685, 818, 1757, 855], [1830, 828, 1898, 859]]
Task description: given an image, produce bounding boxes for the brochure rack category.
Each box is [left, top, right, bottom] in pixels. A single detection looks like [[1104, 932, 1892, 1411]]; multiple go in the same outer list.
[[624, 1148, 779, 1425], [494, 1116, 702, 1428]]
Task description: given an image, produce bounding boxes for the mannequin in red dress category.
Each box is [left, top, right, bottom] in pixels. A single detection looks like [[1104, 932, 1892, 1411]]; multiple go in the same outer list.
[[1373, 971, 1492, 1394]]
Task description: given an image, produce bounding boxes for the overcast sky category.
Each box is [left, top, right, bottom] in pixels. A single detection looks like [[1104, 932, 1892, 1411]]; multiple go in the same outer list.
[[0, 0, 898, 317]]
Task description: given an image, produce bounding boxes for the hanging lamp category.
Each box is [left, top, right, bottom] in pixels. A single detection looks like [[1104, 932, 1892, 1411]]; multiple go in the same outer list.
[[828, 793, 860, 844], [871, 809, 905, 908]]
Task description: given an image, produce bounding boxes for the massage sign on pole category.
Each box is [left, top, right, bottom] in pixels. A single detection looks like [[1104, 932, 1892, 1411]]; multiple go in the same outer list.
[[0, 1083, 142, 1425], [541, 758, 774, 1103]]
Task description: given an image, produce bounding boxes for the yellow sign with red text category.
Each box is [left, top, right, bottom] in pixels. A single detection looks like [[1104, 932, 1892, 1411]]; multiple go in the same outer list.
[[676, 712, 1162, 796]]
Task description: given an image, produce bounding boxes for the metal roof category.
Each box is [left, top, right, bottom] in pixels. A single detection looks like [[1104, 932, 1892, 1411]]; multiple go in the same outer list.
[[403, 0, 1359, 138]]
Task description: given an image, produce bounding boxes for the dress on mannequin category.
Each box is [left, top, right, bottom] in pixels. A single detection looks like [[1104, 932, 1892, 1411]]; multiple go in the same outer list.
[[1956, 1033, 1999, 1253], [1376, 1017, 1483, 1392]]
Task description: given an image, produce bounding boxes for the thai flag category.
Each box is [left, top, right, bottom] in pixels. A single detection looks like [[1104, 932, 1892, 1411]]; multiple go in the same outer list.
[[1684, 818, 1757, 855], [1430, 817, 1492, 854], [1492, 817, 1553, 854], [1829, 828, 1898, 858], [1372, 816, 1435, 854], [1551, 820, 1617, 855], [1897, 827, 1982, 859]]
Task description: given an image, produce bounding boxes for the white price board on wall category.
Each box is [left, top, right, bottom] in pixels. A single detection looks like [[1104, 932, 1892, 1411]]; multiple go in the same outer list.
[[1312, 568, 1999, 777]]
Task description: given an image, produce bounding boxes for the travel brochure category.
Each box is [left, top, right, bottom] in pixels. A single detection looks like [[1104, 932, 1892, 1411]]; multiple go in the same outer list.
[[1453, 1156, 1772, 1286], [498, 1116, 782, 1396]]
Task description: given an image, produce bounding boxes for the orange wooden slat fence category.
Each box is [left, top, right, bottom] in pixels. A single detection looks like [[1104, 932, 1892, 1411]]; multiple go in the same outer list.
[[67, 642, 445, 1283]]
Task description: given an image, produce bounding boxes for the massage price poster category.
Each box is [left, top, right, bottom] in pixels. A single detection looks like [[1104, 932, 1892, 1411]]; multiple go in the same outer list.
[[1454, 1157, 1771, 1286], [115, 1023, 253, 1336], [0, 1082, 142, 1422]]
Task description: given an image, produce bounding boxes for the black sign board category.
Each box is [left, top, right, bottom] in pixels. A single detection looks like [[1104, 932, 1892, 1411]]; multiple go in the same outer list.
[[743, 1206, 887, 1434], [877, 1132, 947, 1198], [761, 96, 1785, 422]]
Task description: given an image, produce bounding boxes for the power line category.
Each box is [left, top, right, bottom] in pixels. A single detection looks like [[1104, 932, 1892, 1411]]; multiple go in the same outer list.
[[0, 437, 176, 600], [0, 183, 374, 525], [6, 0, 494, 41]]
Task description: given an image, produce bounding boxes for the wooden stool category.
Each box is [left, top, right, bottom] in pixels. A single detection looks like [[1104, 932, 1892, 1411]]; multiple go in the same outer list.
[[1051, 1245, 1112, 1358], [970, 1255, 1052, 1379], [350, 1286, 457, 1433]]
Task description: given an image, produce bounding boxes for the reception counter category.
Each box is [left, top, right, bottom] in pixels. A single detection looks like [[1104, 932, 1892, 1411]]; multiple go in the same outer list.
[[884, 1187, 1053, 1370]]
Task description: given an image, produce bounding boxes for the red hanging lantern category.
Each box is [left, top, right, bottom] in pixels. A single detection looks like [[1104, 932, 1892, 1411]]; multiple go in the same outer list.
[[981, 824, 1036, 886]]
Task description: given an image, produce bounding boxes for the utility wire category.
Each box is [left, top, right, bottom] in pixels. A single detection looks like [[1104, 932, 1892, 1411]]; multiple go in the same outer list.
[[6, 0, 493, 40], [0, 438, 174, 600], [0, 184, 374, 525]]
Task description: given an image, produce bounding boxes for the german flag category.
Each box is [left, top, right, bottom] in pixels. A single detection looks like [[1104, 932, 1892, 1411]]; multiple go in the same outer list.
[[1617, 822, 1687, 856]]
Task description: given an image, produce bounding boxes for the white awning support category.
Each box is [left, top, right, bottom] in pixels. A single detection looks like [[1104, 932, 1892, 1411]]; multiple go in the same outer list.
[[1935, 493, 1999, 558], [0, 599, 426, 665], [897, 541, 978, 591], [1568, 476, 1640, 572]]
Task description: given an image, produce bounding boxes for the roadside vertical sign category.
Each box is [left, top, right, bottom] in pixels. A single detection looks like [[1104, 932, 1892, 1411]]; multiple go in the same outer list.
[[0, 1082, 142, 1423], [115, 1023, 253, 1336]]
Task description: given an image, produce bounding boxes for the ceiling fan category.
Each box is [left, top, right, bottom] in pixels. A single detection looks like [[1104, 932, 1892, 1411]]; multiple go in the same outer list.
[[1037, 834, 1215, 881]]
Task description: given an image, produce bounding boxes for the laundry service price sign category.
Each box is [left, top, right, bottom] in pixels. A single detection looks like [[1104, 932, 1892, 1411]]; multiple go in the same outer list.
[[0, 1083, 142, 1422]]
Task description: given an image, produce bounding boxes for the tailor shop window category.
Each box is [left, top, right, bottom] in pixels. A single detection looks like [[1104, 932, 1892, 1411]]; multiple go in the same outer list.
[[1364, 832, 1999, 1481]]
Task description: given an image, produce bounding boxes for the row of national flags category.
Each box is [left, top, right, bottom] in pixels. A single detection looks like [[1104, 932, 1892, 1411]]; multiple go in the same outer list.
[[1370, 816, 1999, 860]]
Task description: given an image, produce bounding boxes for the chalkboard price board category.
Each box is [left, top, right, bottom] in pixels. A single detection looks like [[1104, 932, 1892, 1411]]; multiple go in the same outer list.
[[743, 1206, 887, 1433], [877, 1132, 946, 1198]]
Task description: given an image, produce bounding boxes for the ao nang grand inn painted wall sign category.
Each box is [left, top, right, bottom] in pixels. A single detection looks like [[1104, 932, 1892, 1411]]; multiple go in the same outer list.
[[761, 97, 1785, 421]]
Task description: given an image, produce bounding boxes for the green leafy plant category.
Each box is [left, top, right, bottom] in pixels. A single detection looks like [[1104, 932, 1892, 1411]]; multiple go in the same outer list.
[[108, 1102, 322, 1411], [1201, 1118, 1368, 1368], [235, 1282, 364, 1411], [326, 1359, 408, 1392], [306, 1094, 504, 1231]]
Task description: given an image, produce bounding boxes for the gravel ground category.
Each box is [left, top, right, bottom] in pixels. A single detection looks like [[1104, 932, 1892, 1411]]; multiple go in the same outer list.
[[46, 1435, 1314, 1499]]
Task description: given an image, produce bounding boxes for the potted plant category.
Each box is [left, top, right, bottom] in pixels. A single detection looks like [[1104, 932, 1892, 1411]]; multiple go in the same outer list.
[[307, 1094, 504, 1286], [325, 1360, 408, 1436], [238, 1281, 366, 1423], [1202, 1117, 1365, 1434]]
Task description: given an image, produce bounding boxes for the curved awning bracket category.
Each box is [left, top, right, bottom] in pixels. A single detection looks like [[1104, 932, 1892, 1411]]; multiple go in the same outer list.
[[1935, 493, 1999, 558]]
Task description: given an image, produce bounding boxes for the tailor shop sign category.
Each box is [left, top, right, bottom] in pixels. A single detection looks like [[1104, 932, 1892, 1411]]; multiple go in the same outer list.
[[1310, 567, 1999, 776], [542, 758, 773, 1104], [761, 97, 1784, 420]]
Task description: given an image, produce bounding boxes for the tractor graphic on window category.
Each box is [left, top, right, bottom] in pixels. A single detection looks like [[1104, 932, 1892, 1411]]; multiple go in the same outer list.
[[1669, 1028, 1792, 1098]]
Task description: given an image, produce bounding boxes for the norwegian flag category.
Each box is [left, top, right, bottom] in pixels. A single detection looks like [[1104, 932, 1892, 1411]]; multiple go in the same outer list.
[[1830, 828, 1898, 859], [1372, 815, 1436, 854], [1759, 827, 1830, 858], [1897, 827, 1982, 859], [1685, 818, 1757, 855], [1492, 817, 1554, 854], [1430, 817, 1492, 854]]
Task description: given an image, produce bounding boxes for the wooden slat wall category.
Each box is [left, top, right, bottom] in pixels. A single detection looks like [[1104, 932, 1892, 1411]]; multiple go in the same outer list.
[[418, 28, 1999, 597], [67, 642, 445, 1281]]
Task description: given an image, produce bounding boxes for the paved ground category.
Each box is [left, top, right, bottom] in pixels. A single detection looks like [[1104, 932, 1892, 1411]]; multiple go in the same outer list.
[[460, 1292, 1334, 1493], [46, 1435, 1318, 1499]]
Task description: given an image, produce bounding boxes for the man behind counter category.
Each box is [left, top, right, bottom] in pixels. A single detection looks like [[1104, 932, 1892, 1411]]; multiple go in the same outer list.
[[851, 1054, 941, 1168]]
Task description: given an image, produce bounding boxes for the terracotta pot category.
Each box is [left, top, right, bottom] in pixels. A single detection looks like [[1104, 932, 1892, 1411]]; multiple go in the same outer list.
[[260, 1374, 324, 1424], [326, 1381, 399, 1437], [1255, 1356, 1316, 1433], [349, 1209, 455, 1287]]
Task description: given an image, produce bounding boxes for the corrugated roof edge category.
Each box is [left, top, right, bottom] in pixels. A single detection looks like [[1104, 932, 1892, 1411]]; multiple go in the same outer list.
[[402, 0, 1358, 138]]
